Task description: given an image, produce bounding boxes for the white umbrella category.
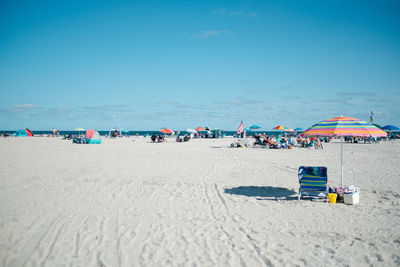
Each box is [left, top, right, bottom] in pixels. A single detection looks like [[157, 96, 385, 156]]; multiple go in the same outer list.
[[186, 129, 197, 134]]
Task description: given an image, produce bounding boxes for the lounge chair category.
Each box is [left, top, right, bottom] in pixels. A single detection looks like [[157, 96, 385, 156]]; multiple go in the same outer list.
[[298, 166, 328, 201], [253, 137, 266, 148], [231, 138, 249, 148]]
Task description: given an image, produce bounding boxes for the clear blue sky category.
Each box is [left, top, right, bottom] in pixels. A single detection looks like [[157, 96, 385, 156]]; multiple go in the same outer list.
[[1, 0, 399, 130]]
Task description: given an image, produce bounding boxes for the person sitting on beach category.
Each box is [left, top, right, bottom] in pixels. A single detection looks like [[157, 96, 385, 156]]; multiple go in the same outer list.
[[280, 138, 287, 149], [176, 135, 183, 142], [314, 138, 323, 149], [157, 134, 166, 142], [253, 135, 264, 146], [151, 134, 157, 143], [183, 134, 189, 142], [267, 138, 279, 149], [296, 136, 303, 147], [304, 138, 310, 148]]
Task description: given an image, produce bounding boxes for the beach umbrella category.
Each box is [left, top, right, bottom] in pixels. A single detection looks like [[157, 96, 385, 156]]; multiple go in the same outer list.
[[74, 127, 85, 135], [382, 125, 399, 131], [249, 125, 261, 130], [160, 128, 174, 134], [195, 126, 206, 132], [186, 129, 197, 134], [273, 125, 289, 130], [303, 116, 387, 187]]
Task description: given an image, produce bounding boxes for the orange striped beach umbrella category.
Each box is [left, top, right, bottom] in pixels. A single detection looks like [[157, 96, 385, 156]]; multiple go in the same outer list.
[[160, 128, 174, 135]]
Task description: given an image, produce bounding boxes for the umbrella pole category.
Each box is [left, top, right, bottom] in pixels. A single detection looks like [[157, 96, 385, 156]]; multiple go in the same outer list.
[[341, 136, 344, 187]]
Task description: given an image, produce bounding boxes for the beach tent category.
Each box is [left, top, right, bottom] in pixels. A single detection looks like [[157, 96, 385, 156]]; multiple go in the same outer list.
[[85, 129, 101, 144], [15, 129, 33, 137]]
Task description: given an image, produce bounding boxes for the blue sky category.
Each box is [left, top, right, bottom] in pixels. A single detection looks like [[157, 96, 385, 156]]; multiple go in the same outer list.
[[1, 0, 399, 130]]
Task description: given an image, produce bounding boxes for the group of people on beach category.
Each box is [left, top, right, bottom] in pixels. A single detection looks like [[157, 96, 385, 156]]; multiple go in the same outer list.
[[150, 134, 167, 143], [248, 134, 325, 149]]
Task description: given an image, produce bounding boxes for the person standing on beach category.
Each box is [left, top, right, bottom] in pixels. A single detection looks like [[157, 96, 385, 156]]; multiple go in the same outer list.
[[52, 128, 56, 137]]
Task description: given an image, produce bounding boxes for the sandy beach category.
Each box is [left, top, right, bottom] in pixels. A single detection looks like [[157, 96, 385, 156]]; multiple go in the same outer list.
[[0, 137, 399, 266]]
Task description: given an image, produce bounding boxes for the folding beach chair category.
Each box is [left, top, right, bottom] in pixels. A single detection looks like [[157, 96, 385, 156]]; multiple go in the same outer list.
[[298, 166, 328, 201]]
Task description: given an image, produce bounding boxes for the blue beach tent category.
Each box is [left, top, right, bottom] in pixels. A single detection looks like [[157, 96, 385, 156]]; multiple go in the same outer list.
[[15, 130, 28, 136], [15, 129, 33, 137]]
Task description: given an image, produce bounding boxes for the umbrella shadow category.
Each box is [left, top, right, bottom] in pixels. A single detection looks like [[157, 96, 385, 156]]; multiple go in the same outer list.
[[224, 186, 297, 201]]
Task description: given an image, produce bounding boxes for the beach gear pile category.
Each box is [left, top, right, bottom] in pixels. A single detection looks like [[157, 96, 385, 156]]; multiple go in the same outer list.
[[73, 129, 101, 144], [344, 185, 360, 194], [343, 185, 360, 205]]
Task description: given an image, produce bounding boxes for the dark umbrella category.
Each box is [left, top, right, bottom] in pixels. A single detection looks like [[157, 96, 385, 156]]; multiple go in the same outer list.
[[383, 125, 399, 131]]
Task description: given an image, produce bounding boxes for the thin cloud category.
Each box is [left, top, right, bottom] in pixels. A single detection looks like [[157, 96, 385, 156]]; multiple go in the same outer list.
[[193, 30, 231, 39], [249, 12, 259, 18], [10, 104, 38, 113], [338, 92, 376, 97], [230, 11, 244, 16], [212, 8, 227, 14], [277, 86, 292, 90], [212, 8, 259, 18], [78, 104, 135, 113]]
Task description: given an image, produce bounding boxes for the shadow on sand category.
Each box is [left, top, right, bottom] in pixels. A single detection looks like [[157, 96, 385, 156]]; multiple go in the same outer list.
[[224, 186, 297, 201]]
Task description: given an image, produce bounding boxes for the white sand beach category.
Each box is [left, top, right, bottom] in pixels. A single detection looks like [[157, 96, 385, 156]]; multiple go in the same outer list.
[[0, 137, 399, 266]]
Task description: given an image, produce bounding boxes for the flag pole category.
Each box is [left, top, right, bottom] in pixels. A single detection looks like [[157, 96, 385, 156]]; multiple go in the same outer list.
[[341, 136, 344, 187]]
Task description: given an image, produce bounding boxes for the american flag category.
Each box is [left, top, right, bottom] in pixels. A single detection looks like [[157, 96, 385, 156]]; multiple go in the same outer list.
[[237, 121, 244, 134]]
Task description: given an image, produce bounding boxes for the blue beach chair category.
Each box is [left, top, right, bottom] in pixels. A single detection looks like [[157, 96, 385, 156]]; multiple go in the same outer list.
[[298, 166, 328, 201]]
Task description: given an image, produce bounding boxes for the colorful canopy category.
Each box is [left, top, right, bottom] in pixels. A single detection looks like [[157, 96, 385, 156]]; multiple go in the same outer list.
[[160, 128, 174, 134], [273, 125, 292, 131], [303, 116, 387, 187], [302, 116, 387, 137]]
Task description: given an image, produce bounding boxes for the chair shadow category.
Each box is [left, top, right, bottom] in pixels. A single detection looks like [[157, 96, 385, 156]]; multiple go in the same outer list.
[[224, 186, 298, 201]]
